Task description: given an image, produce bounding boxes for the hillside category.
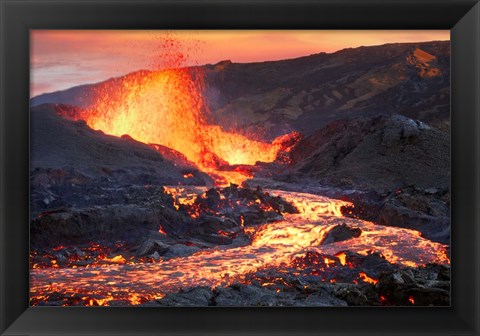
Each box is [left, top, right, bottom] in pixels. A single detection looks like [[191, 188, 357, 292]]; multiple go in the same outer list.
[[280, 114, 450, 192], [31, 41, 450, 138], [30, 103, 212, 186]]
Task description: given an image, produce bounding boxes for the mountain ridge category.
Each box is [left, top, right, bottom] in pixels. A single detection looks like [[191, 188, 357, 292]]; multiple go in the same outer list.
[[31, 40, 450, 138]]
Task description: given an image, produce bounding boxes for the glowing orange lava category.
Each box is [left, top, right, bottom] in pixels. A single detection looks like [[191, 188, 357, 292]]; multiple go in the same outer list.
[[30, 189, 450, 306], [78, 36, 284, 185], [89, 69, 280, 165], [359, 272, 379, 285]]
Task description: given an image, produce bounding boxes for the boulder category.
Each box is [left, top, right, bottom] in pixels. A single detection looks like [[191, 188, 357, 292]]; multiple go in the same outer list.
[[321, 223, 362, 245], [152, 287, 214, 306], [162, 244, 201, 259], [136, 239, 170, 257], [377, 265, 450, 306]]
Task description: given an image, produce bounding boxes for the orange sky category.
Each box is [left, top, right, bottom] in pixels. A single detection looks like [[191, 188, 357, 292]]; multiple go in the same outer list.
[[30, 30, 449, 97]]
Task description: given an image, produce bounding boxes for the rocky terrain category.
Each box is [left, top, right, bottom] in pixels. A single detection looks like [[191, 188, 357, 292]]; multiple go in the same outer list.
[[31, 183, 299, 262], [281, 114, 449, 192], [244, 113, 450, 244], [204, 41, 450, 137], [29, 41, 451, 306], [145, 257, 450, 307], [31, 103, 212, 187], [30, 187, 450, 307]]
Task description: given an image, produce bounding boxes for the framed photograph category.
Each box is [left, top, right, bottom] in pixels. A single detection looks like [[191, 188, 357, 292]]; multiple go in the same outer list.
[[1, 0, 479, 335]]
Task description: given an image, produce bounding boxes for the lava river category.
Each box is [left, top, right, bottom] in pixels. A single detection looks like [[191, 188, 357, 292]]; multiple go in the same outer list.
[[29, 188, 449, 306]]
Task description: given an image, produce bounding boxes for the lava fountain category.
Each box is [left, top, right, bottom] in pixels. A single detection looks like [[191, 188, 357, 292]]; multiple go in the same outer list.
[[75, 35, 286, 185]]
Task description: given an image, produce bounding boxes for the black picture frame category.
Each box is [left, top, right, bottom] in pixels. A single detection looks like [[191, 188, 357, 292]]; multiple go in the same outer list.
[[1, 0, 479, 335]]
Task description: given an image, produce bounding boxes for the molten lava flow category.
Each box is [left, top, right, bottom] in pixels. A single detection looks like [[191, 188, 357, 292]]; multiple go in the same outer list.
[[30, 188, 450, 306], [359, 272, 379, 285]]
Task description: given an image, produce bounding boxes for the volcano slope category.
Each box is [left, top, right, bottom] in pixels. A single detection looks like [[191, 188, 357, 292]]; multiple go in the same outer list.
[[262, 114, 450, 244], [31, 103, 213, 187], [32, 41, 450, 137], [30, 103, 213, 247], [203, 41, 450, 137], [29, 41, 451, 307]]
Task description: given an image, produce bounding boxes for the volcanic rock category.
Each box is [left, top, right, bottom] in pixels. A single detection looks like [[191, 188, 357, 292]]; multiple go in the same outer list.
[[150, 283, 348, 307], [205, 41, 449, 136], [341, 186, 450, 243], [197, 215, 239, 234], [175, 186, 298, 245], [283, 114, 450, 193], [136, 239, 170, 257], [303, 290, 349, 307], [150, 287, 214, 306], [321, 223, 362, 245], [196, 233, 233, 245], [378, 187, 450, 243], [377, 264, 450, 306], [30, 104, 213, 187], [333, 284, 379, 306], [213, 284, 282, 306], [148, 143, 199, 172], [241, 210, 283, 226], [30, 199, 190, 248], [350, 252, 396, 278], [162, 244, 201, 259]]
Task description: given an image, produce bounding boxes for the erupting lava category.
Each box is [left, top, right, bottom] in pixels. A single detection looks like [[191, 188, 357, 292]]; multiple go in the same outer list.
[[30, 35, 451, 307], [86, 69, 281, 171], [75, 35, 287, 185]]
